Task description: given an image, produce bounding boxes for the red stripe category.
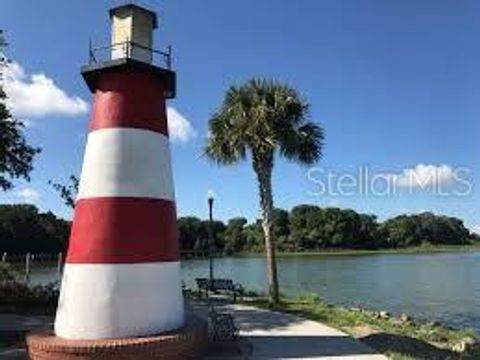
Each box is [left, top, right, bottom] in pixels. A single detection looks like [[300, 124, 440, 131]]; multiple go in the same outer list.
[[89, 70, 168, 135], [66, 198, 179, 263]]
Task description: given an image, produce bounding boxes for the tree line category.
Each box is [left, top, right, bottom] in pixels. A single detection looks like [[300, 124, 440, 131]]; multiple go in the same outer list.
[[0, 205, 69, 254], [179, 205, 479, 254], [0, 203, 477, 255]]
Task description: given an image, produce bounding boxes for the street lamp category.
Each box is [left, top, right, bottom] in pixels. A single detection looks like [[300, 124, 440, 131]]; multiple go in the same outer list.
[[207, 189, 215, 284]]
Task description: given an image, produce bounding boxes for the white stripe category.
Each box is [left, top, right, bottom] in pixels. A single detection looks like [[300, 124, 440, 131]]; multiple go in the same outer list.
[[54, 262, 184, 339], [77, 128, 175, 200]]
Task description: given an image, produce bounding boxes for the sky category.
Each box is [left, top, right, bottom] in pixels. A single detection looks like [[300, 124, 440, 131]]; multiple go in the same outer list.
[[0, 0, 479, 232]]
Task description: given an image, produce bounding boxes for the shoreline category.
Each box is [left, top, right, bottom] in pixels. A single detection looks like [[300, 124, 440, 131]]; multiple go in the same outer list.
[[241, 293, 479, 359], [231, 244, 480, 258]]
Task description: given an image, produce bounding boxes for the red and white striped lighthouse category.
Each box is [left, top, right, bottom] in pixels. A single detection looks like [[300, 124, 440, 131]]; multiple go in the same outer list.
[[55, 4, 184, 340]]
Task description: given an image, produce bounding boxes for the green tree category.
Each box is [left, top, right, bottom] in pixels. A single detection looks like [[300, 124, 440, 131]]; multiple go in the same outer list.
[[224, 217, 248, 254], [288, 205, 381, 250], [0, 34, 40, 190], [379, 212, 472, 248], [178, 216, 206, 252], [0, 204, 69, 253], [207, 219, 227, 253], [289, 204, 321, 250], [49, 175, 79, 209], [177, 217, 226, 254], [205, 78, 324, 303], [244, 220, 264, 252], [271, 209, 293, 251]]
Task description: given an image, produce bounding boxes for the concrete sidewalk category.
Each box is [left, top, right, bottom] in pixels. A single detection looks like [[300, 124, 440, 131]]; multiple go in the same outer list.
[[0, 313, 52, 359], [194, 300, 388, 360], [234, 304, 387, 360]]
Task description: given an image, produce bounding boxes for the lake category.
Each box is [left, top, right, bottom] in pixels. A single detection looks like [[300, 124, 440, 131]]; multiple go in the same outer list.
[[28, 251, 480, 333]]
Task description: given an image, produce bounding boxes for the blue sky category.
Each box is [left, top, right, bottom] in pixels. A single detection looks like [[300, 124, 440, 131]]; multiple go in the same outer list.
[[0, 0, 479, 231]]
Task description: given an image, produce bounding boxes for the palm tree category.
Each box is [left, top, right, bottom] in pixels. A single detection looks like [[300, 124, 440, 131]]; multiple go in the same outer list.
[[204, 78, 324, 303]]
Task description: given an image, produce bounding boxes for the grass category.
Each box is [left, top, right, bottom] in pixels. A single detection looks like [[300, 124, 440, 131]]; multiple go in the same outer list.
[[242, 292, 478, 359], [385, 352, 420, 360]]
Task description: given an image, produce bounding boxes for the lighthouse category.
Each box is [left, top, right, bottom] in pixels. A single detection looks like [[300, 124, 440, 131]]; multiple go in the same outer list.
[[26, 5, 207, 359], [55, 4, 183, 339]]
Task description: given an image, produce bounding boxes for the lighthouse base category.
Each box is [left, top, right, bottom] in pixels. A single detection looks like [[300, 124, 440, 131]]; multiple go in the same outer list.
[[26, 315, 208, 360]]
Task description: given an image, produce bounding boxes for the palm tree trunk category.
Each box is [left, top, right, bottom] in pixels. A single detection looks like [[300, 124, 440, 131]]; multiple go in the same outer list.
[[253, 153, 279, 303]]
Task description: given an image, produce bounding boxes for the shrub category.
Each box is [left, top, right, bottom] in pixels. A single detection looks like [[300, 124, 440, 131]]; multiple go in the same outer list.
[[0, 262, 58, 310]]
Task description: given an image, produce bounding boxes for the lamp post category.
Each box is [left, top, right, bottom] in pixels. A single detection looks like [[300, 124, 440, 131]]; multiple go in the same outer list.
[[207, 189, 214, 284]]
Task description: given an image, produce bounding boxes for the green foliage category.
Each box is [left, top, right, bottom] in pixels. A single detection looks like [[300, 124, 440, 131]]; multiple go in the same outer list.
[[204, 78, 324, 167], [0, 82, 41, 190], [272, 208, 292, 251], [381, 212, 471, 248], [0, 262, 58, 309], [0, 280, 58, 309], [296, 291, 321, 304], [0, 204, 69, 253], [177, 216, 226, 253], [385, 353, 419, 360], [289, 205, 380, 250], [178, 216, 206, 252], [224, 217, 248, 254], [177, 207, 476, 254], [0, 262, 15, 281], [49, 175, 79, 209]]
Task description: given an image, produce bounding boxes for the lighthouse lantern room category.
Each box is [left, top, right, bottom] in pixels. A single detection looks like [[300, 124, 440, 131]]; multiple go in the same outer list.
[[110, 4, 157, 63]]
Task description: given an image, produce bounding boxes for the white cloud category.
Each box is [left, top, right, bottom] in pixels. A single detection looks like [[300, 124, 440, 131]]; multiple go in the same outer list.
[[167, 107, 196, 143], [470, 225, 480, 235], [385, 164, 457, 188], [2, 63, 196, 141], [15, 188, 40, 203], [2, 62, 88, 118]]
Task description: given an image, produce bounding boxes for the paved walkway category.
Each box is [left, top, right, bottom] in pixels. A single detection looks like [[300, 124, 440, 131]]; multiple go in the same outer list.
[[194, 301, 388, 360], [0, 302, 389, 359], [0, 313, 52, 359], [233, 304, 387, 359]]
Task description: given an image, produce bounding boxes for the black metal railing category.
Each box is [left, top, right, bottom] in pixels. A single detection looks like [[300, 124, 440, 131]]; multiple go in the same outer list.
[[88, 40, 172, 70]]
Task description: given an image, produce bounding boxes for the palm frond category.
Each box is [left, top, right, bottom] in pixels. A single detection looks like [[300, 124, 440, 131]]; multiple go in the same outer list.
[[204, 77, 325, 167], [279, 122, 325, 165]]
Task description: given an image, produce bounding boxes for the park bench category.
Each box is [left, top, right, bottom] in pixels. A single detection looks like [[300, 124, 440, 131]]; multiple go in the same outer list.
[[208, 305, 238, 342], [195, 278, 244, 302]]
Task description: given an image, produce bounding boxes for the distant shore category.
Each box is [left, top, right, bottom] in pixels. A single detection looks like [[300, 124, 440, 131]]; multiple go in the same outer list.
[[232, 244, 480, 258]]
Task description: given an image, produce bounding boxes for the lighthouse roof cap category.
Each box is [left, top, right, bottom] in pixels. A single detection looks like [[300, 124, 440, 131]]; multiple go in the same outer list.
[[109, 3, 158, 29]]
